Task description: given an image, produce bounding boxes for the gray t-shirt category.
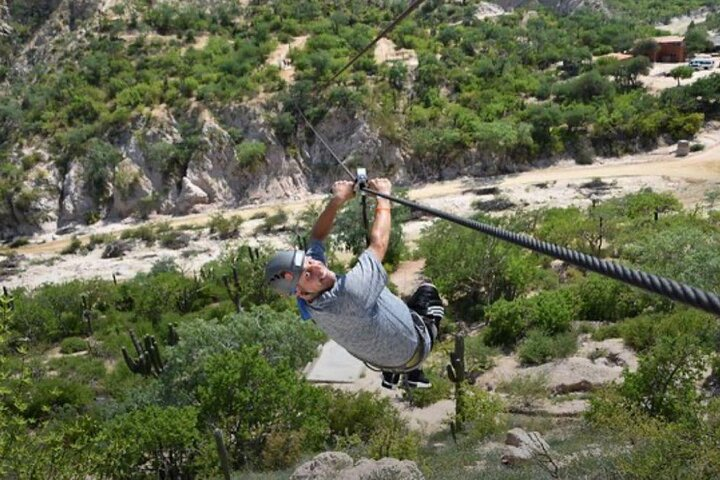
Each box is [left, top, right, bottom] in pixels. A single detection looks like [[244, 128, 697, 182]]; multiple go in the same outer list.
[[301, 239, 420, 368]]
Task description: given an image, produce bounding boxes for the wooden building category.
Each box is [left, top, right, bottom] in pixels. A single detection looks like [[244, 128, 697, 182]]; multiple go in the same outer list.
[[651, 36, 687, 63]]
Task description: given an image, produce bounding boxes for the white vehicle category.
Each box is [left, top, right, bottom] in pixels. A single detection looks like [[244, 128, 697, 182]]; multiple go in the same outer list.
[[689, 57, 715, 70]]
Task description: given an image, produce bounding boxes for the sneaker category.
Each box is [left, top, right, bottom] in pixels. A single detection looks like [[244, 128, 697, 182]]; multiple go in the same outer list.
[[407, 283, 444, 322], [405, 369, 432, 389], [381, 372, 401, 390]]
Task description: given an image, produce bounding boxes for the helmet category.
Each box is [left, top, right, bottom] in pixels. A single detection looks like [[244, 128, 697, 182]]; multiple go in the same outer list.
[[265, 250, 306, 295]]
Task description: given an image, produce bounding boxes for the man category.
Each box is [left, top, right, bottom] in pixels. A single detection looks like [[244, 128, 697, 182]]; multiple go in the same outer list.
[[265, 178, 444, 389]]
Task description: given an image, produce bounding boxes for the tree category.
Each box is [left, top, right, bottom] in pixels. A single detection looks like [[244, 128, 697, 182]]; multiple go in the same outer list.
[[198, 347, 329, 469], [669, 65, 693, 86], [631, 38, 660, 59], [684, 26, 712, 55]]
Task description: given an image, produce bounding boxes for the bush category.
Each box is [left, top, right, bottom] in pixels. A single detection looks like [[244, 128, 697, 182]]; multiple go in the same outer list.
[[207, 213, 243, 239], [530, 288, 577, 335], [198, 347, 330, 469], [497, 373, 549, 408], [93, 406, 203, 479], [159, 306, 324, 404], [576, 274, 645, 322], [328, 390, 398, 442], [620, 335, 707, 422], [59, 336, 87, 354], [455, 387, 506, 440], [517, 330, 577, 366], [21, 378, 94, 420], [419, 215, 537, 320], [235, 140, 267, 169], [484, 298, 532, 348], [60, 236, 83, 255]]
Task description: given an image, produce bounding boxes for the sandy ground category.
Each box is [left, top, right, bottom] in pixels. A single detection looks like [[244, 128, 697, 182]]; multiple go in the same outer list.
[[265, 36, 308, 83], [374, 38, 419, 70], [641, 60, 720, 94]]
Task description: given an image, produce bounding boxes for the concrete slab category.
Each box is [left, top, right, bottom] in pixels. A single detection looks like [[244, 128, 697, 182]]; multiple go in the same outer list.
[[305, 340, 367, 383]]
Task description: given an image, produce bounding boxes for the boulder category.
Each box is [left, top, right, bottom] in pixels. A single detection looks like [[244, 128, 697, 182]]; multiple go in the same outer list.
[[175, 177, 209, 214], [291, 453, 424, 480], [501, 428, 550, 466], [290, 452, 353, 480]]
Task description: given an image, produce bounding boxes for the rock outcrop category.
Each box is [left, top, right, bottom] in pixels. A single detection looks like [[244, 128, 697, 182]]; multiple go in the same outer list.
[[291, 452, 424, 480]]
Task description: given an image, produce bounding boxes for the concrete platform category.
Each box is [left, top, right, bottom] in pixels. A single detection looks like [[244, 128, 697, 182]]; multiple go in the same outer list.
[[304, 340, 367, 383]]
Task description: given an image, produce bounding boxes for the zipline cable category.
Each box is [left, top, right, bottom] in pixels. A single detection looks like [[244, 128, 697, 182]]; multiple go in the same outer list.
[[322, 0, 427, 88], [362, 187, 720, 317]]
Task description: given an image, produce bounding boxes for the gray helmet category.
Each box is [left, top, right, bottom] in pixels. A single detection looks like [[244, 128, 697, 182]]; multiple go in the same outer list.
[[265, 250, 306, 295]]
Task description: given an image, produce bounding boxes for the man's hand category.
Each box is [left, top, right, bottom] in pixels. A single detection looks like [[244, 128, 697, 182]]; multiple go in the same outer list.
[[368, 178, 391, 195], [331, 180, 355, 204]]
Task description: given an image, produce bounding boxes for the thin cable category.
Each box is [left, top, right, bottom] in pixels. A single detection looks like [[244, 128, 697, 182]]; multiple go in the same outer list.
[[295, 107, 355, 180], [362, 187, 720, 317], [323, 0, 427, 88]]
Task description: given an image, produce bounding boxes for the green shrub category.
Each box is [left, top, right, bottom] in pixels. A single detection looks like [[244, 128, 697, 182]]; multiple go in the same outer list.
[[93, 406, 203, 479], [517, 330, 578, 366], [198, 347, 330, 469], [591, 322, 621, 341], [577, 274, 645, 322], [256, 209, 288, 234], [235, 140, 266, 169], [620, 335, 707, 422], [22, 378, 94, 420], [530, 288, 577, 334], [160, 306, 323, 404], [328, 390, 398, 442], [59, 336, 88, 354], [456, 387, 507, 440], [484, 298, 532, 347], [207, 212, 243, 239], [464, 335, 497, 374], [419, 215, 537, 320], [60, 236, 83, 255], [497, 373, 549, 408], [366, 415, 419, 461]]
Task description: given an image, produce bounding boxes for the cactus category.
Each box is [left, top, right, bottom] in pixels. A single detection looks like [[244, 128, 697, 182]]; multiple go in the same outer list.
[[167, 323, 180, 346], [0, 286, 13, 335], [447, 333, 466, 441], [222, 247, 261, 313], [214, 428, 232, 480], [121, 330, 164, 377], [80, 293, 95, 336]]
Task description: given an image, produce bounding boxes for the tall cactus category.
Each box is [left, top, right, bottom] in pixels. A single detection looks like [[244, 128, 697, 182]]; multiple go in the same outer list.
[[222, 246, 261, 313], [167, 323, 180, 346], [447, 333, 466, 441], [214, 429, 232, 480], [121, 330, 164, 377]]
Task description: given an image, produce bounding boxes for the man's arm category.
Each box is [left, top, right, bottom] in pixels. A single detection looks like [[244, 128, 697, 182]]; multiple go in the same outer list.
[[367, 178, 392, 262], [310, 180, 355, 242]]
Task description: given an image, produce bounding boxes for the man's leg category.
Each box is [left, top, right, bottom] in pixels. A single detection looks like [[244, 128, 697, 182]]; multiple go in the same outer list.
[[406, 368, 432, 389], [407, 282, 445, 346], [404, 283, 444, 389], [381, 371, 401, 390]]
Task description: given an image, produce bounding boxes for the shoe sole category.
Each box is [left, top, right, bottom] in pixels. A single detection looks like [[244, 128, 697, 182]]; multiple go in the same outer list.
[[381, 381, 399, 390], [406, 381, 432, 389]]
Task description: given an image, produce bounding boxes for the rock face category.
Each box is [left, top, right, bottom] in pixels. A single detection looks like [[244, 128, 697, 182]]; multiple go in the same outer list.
[[291, 452, 424, 480]]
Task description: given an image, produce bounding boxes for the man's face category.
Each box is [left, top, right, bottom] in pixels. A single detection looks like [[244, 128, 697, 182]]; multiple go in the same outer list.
[[295, 257, 335, 300]]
